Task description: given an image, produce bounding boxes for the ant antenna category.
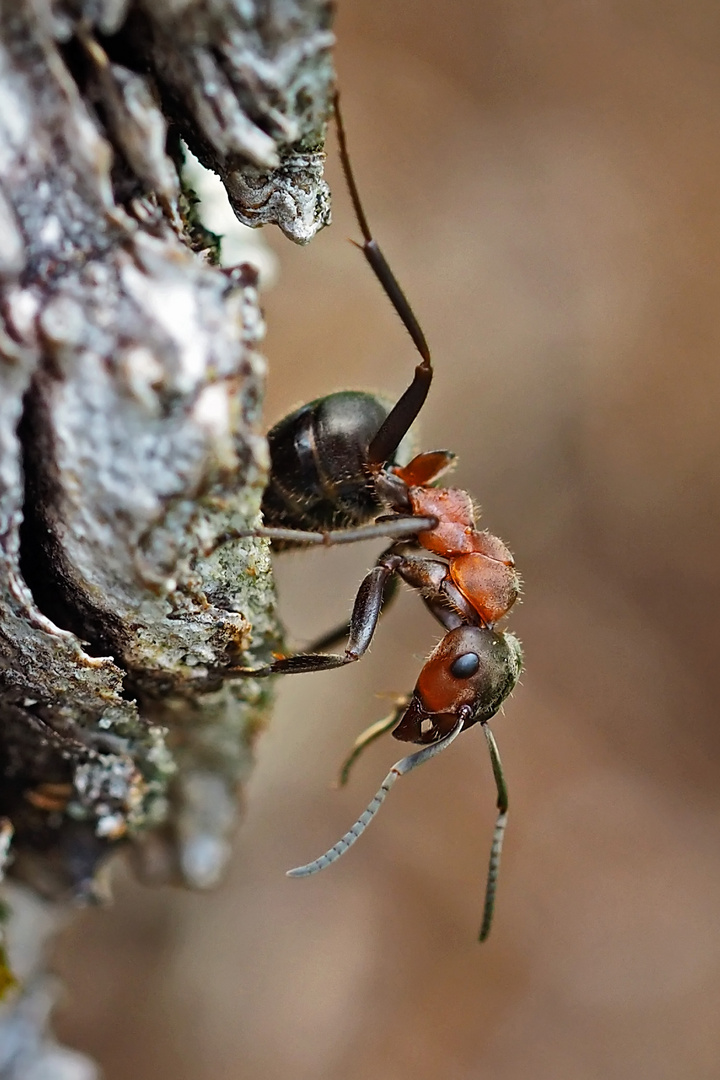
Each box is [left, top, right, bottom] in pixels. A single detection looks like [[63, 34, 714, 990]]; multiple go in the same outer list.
[[478, 724, 508, 943], [333, 91, 434, 466], [287, 714, 465, 878]]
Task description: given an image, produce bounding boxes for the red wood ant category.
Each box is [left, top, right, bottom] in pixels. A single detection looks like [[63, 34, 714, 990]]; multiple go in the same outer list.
[[217, 95, 523, 942]]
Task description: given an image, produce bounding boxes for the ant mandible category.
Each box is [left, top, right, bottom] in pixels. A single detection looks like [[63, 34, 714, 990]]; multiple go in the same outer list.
[[217, 93, 523, 942]]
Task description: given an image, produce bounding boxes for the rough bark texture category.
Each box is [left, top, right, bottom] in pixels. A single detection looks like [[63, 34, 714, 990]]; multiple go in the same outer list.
[[0, 0, 334, 1072]]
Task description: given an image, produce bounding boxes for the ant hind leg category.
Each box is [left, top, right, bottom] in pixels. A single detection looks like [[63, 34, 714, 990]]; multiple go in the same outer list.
[[333, 92, 433, 467]]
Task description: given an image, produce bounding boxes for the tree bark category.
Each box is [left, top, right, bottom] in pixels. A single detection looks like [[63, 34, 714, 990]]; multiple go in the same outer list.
[[0, 0, 334, 1072]]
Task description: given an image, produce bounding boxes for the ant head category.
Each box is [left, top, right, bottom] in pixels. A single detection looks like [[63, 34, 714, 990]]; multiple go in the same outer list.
[[392, 625, 523, 745]]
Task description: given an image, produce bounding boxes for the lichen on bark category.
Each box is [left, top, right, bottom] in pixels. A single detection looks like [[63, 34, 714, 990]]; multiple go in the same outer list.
[[0, 0, 334, 1071]]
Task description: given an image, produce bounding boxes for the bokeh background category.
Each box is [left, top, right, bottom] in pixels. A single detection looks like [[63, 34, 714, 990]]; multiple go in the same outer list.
[[55, 3, 720, 1078]]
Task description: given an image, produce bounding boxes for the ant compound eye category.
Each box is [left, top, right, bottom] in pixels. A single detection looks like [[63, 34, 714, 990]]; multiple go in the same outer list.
[[449, 652, 480, 679]]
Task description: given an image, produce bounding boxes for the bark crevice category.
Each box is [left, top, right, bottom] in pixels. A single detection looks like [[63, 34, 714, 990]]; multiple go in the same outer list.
[[0, 1, 335, 1071]]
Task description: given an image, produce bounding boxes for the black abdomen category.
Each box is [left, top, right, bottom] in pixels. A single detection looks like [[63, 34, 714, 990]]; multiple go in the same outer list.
[[261, 391, 391, 534]]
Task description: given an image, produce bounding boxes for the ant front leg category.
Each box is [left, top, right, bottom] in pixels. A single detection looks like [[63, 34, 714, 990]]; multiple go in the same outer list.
[[337, 693, 411, 787], [397, 556, 480, 630], [228, 551, 405, 677], [304, 573, 401, 655]]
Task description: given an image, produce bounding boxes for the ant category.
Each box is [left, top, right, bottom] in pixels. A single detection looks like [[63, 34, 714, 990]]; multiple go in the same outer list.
[[216, 93, 523, 942]]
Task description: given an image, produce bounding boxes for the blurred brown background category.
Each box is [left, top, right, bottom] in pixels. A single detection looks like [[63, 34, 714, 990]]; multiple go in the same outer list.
[[55, 3, 720, 1078]]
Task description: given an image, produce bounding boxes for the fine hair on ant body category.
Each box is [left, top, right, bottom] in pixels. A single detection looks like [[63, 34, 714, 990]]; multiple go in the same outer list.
[[216, 93, 523, 942]]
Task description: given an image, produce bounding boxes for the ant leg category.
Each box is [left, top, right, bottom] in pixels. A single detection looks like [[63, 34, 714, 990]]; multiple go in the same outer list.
[[336, 694, 411, 788], [478, 724, 509, 944], [206, 515, 436, 555], [333, 93, 433, 466], [398, 557, 479, 630], [287, 712, 465, 878], [334, 92, 431, 370], [304, 574, 400, 654], [227, 553, 403, 677], [421, 596, 465, 633], [306, 553, 476, 670], [366, 370, 433, 467]]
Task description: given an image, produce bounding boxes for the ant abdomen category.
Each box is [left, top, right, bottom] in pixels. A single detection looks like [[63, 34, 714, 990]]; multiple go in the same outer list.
[[261, 390, 404, 538]]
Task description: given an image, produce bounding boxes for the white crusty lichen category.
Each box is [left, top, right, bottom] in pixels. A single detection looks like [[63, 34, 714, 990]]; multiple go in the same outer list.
[[0, 0, 335, 1069]]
